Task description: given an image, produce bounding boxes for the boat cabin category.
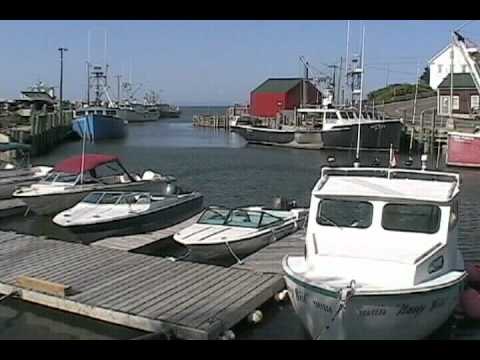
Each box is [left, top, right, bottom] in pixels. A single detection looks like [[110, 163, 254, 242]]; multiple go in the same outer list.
[[74, 107, 119, 118], [296, 108, 388, 130], [304, 167, 462, 290]]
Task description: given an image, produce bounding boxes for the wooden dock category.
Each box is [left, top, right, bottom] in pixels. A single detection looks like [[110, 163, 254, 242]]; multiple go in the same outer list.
[[0, 231, 284, 339], [93, 213, 202, 251]]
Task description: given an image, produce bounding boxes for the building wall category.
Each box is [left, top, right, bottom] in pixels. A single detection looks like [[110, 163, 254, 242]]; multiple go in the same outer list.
[[438, 88, 480, 115], [430, 45, 471, 90], [250, 92, 288, 117], [250, 82, 321, 118]]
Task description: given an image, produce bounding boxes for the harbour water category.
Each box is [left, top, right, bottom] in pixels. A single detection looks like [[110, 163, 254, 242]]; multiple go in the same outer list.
[[0, 106, 479, 339]]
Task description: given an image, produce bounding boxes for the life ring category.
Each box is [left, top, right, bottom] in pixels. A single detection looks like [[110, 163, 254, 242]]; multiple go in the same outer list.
[[465, 263, 480, 290], [460, 288, 480, 321]]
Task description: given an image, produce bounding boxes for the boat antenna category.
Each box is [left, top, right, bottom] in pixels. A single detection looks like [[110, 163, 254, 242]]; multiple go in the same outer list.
[[355, 24, 365, 166], [344, 20, 350, 106], [80, 127, 86, 184]]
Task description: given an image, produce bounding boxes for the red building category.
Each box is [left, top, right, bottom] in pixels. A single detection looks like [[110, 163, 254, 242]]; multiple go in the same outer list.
[[250, 78, 321, 118]]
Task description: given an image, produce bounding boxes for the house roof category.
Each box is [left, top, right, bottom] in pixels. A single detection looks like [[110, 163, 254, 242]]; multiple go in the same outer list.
[[54, 154, 119, 174], [428, 44, 452, 64], [252, 78, 303, 94], [438, 73, 477, 89]]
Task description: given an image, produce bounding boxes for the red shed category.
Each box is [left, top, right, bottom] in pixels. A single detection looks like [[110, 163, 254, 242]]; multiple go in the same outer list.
[[250, 78, 321, 118]]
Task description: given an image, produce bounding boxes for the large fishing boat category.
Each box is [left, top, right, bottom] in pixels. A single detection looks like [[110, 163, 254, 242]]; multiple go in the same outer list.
[[283, 165, 466, 339]]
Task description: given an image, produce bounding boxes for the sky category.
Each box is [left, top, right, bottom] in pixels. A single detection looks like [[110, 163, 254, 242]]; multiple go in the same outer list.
[[0, 20, 479, 106]]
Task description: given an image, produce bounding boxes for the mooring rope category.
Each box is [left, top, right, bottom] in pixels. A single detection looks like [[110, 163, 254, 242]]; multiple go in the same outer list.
[[166, 248, 192, 262], [225, 241, 243, 264], [315, 280, 356, 340], [0, 290, 19, 303]]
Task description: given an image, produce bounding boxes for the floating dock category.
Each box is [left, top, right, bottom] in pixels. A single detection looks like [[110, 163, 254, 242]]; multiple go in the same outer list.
[[92, 213, 202, 251], [0, 230, 284, 340]]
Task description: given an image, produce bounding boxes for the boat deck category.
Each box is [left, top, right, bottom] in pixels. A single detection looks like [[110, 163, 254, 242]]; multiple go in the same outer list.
[[92, 213, 202, 251], [0, 230, 284, 340]]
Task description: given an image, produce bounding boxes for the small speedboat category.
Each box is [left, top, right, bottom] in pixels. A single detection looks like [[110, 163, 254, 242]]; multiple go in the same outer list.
[[283, 166, 467, 340], [174, 200, 308, 262], [53, 190, 203, 242], [13, 153, 175, 216]]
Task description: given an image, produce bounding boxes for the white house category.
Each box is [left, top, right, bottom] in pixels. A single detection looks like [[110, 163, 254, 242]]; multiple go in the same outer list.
[[428, 44, 472, 90]]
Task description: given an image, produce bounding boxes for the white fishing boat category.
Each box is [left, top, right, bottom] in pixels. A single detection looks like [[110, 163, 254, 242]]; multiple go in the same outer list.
[[13, 153, 175, 216], [282, 166, 467, 340], [53, 190, 203, 242], [174, 200, 308, 262]]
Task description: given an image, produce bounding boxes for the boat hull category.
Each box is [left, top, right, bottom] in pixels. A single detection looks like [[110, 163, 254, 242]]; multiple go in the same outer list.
[[283, 256, 466, 340], [60, 194, 204, 243], [117, 109, 159, 123], [322, 120, 403, 150], [235, 126, 324, 150], [446, 132, 480, 168], [72, 114, 126, 141], [17, 179, 172, 216], [183, 220, 299, 262]]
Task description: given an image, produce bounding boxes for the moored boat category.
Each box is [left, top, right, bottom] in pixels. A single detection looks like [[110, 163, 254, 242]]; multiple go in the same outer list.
[[174, 200, 308, 262], [73, 107, 127, 141], [13, 153, 175, 216], [53, 190, 203, 242], [283, 166, 467, 340]]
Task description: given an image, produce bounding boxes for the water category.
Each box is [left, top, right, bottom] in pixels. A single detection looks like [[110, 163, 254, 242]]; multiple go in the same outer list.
[[0, 106, 479, 339]]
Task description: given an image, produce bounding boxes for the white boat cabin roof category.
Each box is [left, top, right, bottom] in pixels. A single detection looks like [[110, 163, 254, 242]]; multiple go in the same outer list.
[[313, 167, 460, 203]]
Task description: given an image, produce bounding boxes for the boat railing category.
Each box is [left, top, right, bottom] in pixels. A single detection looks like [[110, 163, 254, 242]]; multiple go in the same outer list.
[[320, 167, 461, 189]]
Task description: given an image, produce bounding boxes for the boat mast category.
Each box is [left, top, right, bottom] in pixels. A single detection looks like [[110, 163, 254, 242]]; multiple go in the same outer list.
[[344, 20, 350, 106], [355, 25, 366, 163], [450, 31, 454, 124]]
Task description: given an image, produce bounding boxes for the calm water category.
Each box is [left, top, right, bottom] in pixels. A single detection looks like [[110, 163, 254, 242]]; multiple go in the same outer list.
[[1, 106, 479, 339]]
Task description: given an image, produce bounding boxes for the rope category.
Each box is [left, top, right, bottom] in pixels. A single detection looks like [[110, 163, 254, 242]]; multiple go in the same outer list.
[[166, 249, 191, 262], [315, 280, 356, 340], [0, 291, 18, 303], [225, 241, 243, 265]]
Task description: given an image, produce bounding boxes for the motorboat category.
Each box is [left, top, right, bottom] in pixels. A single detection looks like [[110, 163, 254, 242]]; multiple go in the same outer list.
[[174, 200, 308, 262], [13, 153, 175, 216], [283, 166, 467, 340], [53, 190, 203, 242], [0, 142, 52, 200]]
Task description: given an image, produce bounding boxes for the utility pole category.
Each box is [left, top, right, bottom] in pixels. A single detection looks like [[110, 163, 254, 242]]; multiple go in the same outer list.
[[58, 47, 68, 122], [338, 57, 343, 105], [385, 63, 390, 87]]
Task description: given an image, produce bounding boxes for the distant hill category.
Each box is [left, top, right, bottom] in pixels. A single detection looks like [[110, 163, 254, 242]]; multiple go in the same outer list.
[[368, 83, 435, 104]]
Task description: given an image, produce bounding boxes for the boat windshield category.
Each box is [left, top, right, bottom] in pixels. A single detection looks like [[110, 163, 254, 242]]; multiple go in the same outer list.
[[82, 192, 151, 205], [382, 203, 441, 234], [42, 172, 79, 184], [317, 199, 373, 228], [198, 207, 283, 228]]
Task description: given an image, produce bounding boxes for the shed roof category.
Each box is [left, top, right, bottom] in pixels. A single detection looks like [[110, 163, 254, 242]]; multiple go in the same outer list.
[[438, 73, 477, 89], [252, 78, 303, 94]]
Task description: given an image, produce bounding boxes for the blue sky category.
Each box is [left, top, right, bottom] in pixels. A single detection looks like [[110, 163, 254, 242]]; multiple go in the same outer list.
[[0, 20, 479, 106]]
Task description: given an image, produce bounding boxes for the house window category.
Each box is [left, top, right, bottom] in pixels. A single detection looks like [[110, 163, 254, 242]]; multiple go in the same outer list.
[[452, 96, 460, 110], [440, 96, 450, 115], [471, 95, 480, 110], [438, 64, 443, 74]]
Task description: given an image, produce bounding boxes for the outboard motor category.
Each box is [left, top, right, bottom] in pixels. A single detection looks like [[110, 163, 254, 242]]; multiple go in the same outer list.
[[271, 196, 292, 210]]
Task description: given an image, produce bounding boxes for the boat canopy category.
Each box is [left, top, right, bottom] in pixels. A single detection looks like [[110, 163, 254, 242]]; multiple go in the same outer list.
[[54, 154, 119, 174], [0, 142, 31, 152]]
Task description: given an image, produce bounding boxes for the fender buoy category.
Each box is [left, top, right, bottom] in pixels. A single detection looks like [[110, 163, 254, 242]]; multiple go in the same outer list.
[[465, 263, 480, 290], [460, 288, 480, 320]]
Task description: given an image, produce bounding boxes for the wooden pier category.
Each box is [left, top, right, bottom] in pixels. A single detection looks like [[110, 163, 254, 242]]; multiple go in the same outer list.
[[192, 114, 229, 129], [0, 231, 284, 339], [93, 213, 202, 251]]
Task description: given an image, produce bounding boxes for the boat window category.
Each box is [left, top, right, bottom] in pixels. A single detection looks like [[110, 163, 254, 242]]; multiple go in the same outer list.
[[340, 112, 349, 120], [382, 204, 441, 234], [83, 192, 104, 204], [317, 199, 373, 228], [87, 110, 94, 115], [226, 209, 262, 228], [76, 111, 85, 116], [259, 213, 283, 227], [45, 173, 78, 184], [348, 112, 356, 119], [325, 112, 339, 120], [362, 112, 369, 119], [198, 208, 230, 225], [106, 110, 116, 116], [98, 192, 123, 205]]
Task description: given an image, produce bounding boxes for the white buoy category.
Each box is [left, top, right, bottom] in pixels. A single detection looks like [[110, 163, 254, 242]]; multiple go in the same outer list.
[[218, 330, 235, 340], [247, 310, 263, 324], [274, 290, 289, 302]]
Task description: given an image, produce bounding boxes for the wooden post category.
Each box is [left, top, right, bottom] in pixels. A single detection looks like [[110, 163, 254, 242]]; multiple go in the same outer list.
[[431, 109, 436, 156]]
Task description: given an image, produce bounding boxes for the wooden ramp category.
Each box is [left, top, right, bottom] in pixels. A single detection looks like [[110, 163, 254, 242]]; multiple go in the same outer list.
[[233, 230, 305, 275], [92, 213, 202, 251], [0, 231, 283, 339], [0, 199, 26, 218]]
